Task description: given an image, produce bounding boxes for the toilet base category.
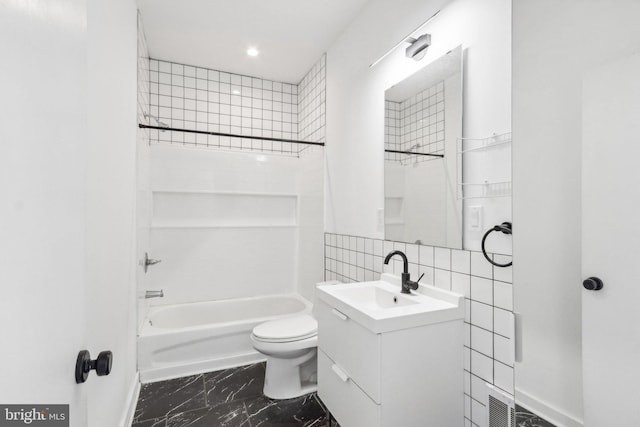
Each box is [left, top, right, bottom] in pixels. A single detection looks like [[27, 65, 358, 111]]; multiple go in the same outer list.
[[263, 348, 318, 399]]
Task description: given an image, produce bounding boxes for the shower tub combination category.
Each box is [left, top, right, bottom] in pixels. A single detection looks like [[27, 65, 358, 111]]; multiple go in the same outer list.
[[138, 294, 312, 383]]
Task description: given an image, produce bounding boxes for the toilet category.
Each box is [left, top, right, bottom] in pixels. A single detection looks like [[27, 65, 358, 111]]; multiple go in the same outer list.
[[250, 281, 340, 399]]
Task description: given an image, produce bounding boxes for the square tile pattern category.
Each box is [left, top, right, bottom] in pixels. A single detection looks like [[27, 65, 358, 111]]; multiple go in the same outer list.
[[385, 81, 445, 164], [144, 55, 325, 157], [133, 363, 339, 427], [324, 233, 514, 427]]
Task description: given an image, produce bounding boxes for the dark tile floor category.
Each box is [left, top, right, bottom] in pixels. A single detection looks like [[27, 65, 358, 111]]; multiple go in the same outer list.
[[516, 405, 557, 427], [133, 363, 339, 427]]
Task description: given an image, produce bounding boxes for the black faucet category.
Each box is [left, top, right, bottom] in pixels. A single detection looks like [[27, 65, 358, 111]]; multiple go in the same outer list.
[[383, 250, 421, 294]]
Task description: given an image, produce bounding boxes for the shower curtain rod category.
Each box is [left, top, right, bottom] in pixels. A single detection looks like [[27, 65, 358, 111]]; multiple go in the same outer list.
[[384, 149, 444, 158], [138, 124, 325, 146]]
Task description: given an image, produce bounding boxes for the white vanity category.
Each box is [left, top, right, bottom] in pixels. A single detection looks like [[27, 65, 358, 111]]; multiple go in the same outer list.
[[316, 274, 464, 427]]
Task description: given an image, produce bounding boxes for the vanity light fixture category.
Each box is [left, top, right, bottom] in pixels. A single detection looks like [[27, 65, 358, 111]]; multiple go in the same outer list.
[[369, 10, 440, 68], [406, 33, 431, 61], [247, 47, 259, 57]]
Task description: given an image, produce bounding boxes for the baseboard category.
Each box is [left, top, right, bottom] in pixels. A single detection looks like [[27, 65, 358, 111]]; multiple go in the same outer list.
[[516, 388, 584, 427], [120, 372, 141, 427]]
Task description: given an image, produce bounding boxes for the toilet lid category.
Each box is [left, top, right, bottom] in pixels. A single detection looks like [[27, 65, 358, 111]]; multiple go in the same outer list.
[[252, 314, 317, 343]]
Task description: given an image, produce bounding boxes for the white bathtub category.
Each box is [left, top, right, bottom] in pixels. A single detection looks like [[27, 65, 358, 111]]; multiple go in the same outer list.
[[138, 294, 312, 383]]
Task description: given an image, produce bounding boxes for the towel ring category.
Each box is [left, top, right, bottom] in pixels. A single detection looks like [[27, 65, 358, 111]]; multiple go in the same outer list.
[[481, 222, 512, 267]]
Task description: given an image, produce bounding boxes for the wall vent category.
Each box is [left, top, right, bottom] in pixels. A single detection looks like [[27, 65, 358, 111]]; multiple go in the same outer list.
[[486, 384, 515, 427]]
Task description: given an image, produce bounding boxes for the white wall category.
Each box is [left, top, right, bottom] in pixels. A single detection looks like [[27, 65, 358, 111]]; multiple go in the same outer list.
[[404, 161, 447, 244], [137, 12, 153, 332], [148, 145, 323, 305], [386, 160, 448, 244], [325, 0, 511, 254], [296, 148, 326, 301], [512, 1, 640, 425], [85, 0, 138, 425]]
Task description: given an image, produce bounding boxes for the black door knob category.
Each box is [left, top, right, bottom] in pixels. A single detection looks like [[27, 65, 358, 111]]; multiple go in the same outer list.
[[75, 350, 113, 383], [95, 351, 113, 376], [583, 277, 604, 291]]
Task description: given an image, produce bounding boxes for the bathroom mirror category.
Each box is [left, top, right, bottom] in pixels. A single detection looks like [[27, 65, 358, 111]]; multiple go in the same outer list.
[[384, 46, 463, 249]]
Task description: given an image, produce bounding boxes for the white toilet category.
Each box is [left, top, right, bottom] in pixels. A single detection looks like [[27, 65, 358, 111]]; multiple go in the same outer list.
[[250, 281, 340, 399]]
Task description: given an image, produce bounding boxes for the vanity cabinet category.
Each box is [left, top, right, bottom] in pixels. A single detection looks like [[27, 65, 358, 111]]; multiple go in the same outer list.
[[316, 296, 464, 427]]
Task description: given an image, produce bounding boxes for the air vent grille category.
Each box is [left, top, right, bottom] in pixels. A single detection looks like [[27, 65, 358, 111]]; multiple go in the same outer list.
[[486, 384, 515, 427], [510, 403, 516, 426], [489, 395, 509, 427]]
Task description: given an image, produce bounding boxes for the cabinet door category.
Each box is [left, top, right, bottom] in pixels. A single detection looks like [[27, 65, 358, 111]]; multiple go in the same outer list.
[[316, 300, 381, 402], [582, 51, 640, 425], [318, 350, 380, 427]]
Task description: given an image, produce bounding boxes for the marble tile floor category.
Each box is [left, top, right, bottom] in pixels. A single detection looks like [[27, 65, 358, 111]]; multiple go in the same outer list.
[[133, 362, 340, 427], [516, 405, 557, 427]]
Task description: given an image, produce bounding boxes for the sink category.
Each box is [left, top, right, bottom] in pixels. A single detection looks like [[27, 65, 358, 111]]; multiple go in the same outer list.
[[334, 284, 419, 309], [317, 273, 464, 333]]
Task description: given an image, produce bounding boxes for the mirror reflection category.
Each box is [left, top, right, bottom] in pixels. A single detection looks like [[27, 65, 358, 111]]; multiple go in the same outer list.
[[384, 46, 463, 248]]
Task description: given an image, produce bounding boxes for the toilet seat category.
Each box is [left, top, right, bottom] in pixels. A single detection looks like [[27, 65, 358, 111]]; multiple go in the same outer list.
[[252, 314, 317, 343]]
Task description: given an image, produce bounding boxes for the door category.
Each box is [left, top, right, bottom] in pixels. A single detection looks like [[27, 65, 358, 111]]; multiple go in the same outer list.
[[582, 51, 640, 425], [1, 1, 138, 426], [0, 0, 90, 424]]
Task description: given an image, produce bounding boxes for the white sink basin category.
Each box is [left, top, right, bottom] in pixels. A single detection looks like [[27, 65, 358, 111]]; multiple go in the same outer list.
[[334, 284, 419, 309], [317, 273, 464, 333]]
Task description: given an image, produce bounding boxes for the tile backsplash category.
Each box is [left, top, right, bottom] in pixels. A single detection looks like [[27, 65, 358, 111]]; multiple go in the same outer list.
[[146, 55, 325, 157], [324, 233, 514, 427]]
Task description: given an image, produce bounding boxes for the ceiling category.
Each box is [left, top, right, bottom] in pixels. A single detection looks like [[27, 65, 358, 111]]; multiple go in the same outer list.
[[137, 0, 371, 84]]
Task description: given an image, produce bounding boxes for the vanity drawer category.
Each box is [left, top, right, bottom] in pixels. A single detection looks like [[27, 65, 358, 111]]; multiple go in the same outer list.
[[318, 349, 380, 427], [316, 299, 381, 402]]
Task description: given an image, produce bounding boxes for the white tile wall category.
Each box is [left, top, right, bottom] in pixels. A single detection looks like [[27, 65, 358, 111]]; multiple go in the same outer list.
[[385, 81, 445, 164], [298, 55, 326, 143], [324, 233, 514, 427], [146, 55, 325, 157], [384, 100, 401, 158]]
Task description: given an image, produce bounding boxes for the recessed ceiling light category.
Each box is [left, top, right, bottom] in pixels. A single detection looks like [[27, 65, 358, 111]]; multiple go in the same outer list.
[[247, 47, 259, 57], [232, 89, 241, 95]]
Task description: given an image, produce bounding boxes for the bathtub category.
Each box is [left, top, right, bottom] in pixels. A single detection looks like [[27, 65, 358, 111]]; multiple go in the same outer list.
[[138, 293, 312, 383]]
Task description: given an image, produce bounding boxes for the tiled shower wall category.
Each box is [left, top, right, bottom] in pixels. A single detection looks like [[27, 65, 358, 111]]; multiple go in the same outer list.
[[147, 55, 325, 156], [384, 81, 445, 164], [297, 55, 326, 143], [384, 100, 401, 159], [323, 233, 514, 427]]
